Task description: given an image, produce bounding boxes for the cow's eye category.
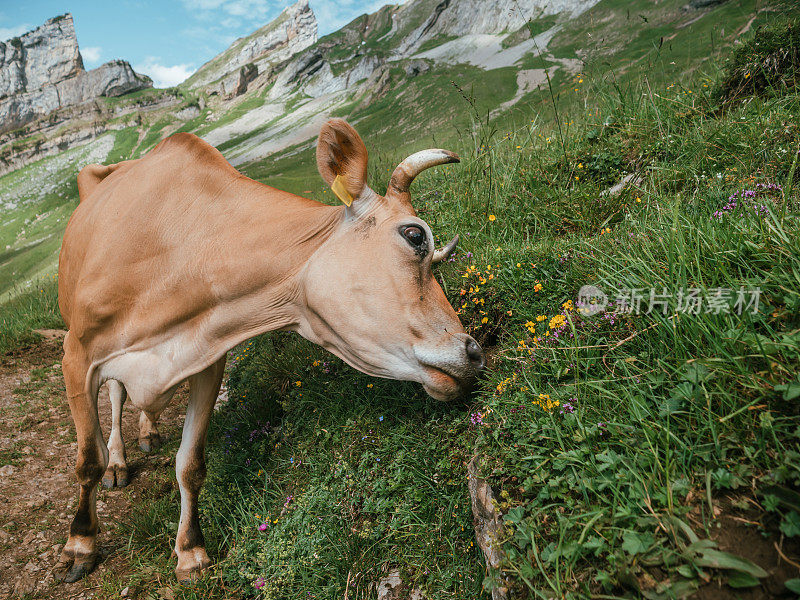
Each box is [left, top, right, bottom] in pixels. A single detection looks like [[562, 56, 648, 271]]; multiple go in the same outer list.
[[401, 225, 425, 246]]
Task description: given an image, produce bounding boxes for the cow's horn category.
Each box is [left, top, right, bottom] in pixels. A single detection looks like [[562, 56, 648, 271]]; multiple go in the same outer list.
[[432, 235, 459, 264], [388, 149, 460, 196]]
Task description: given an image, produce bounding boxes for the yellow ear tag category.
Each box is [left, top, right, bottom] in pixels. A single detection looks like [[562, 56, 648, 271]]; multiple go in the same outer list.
[[331, 174, 353, 206]]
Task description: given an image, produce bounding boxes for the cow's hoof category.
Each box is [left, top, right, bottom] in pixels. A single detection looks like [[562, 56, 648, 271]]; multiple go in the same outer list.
[[139, 434, 162, 453], [175, 561, 212, 583], [53, 551, 97, 583], [176, 567, 206, 583], [101, 465, 128, 489], [175, 548, 212, 582]]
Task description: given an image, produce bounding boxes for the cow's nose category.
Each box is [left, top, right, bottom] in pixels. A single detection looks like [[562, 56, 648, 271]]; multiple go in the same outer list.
[[465, 336, 485, 371]]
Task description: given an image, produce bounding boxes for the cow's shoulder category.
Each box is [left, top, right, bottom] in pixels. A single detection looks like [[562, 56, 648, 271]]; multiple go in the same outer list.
[[77, 159, 141, 202], [150, 132, 234, 172]]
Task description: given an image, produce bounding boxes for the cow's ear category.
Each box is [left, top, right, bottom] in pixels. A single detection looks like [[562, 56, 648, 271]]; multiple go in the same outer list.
[[316, 119, 369, 201]]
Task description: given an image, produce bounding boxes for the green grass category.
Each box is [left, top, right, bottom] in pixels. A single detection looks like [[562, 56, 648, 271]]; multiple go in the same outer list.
[[501, 15, 557, 49], [135, 117, 173, 155], [97, 86, 176, 107], [106, 127, 140, 164], [417, 34, 459, 53], [0, 278, 62, 353], [193, 91, 269, 138], [0, 135, 110, 300]]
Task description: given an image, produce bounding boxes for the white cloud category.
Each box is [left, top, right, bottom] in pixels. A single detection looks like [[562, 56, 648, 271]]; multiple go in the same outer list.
[[133, 57, 195, 88], [0, 23, 31, 42], [311, 0, 395, 35], [82, 46, 102, 65], [220, 17, 241, 29], [182, 0, 276, 20]]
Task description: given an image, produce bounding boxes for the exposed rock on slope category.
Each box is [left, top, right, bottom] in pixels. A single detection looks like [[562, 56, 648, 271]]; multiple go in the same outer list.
[[1, 0, 601, 172], [468, 457, 509, 600], [0, 14, 151, 135], [261, 0, 601, 106], [393, 0, 600, 56], [186, 0, 317, 93]]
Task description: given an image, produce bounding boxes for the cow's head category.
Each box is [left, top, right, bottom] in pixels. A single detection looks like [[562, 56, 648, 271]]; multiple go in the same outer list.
[[297, 119, 484, 400]]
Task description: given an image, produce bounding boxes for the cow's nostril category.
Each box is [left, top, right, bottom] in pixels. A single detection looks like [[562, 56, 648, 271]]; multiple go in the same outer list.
[[465, 337, 485, 371]]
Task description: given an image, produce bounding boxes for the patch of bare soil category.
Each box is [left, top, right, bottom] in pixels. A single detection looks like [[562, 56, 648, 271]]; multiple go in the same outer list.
[[0, 334, 188, 600], [692, 496, 800, 599]]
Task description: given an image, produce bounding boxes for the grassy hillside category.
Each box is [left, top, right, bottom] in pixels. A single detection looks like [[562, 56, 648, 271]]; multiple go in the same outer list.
[[0, 135, 115, 298], [96, 14, 800, 600]]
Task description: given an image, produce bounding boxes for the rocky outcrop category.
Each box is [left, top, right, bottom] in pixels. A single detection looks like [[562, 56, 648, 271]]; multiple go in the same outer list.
[[395, 0, 601, 55], [0, 87, 183, 176], [218, 64, 258, 98], [686, 0, 731, 8], [188, 0, 317, 90], [259, 0, 601, 107], [0, 123, 118, 175], [0, 14, 82, 99], [375, 569, 427, 600], [0, 14, 151, 135], [47, 59, 151, 115]]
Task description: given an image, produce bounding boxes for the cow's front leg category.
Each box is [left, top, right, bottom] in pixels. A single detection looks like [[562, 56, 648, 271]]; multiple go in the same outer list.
[[138, 410, 163, 452], [55, 336, 108, 583], [102, 380, 128, 488], [174, 356, 225, 581]]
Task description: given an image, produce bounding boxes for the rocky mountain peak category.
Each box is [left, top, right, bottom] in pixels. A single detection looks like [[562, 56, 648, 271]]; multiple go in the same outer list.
[[0, 13, 83, 100], [186, 0, 318, 93], [0, 13, 151, 135]]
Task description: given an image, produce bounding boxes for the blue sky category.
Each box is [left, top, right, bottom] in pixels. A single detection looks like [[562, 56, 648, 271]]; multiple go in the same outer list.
[[1, 0, 392, 87]]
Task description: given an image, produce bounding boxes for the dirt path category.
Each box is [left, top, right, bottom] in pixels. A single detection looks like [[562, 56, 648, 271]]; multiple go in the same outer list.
[[0, 332, 188, 600]]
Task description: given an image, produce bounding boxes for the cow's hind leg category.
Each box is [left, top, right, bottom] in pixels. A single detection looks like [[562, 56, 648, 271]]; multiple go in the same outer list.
[[54, 335, 107, 583], [138, 410, 163, 453], [102, 380, 128, 488], [174, 357, 225, 581]]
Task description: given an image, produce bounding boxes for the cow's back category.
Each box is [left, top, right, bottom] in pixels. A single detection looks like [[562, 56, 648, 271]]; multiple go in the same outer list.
[[58, 133, 242, 347]]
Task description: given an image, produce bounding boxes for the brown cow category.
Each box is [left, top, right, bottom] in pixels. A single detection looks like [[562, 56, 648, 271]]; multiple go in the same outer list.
[[54, 119, 484, 582]]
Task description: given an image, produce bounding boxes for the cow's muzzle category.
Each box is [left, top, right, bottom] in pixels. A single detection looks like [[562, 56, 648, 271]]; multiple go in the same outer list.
[[419, 333, 484, 401]]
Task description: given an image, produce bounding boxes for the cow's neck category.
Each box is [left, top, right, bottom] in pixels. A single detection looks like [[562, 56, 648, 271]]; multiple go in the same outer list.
[[204, 185, 345, 351]]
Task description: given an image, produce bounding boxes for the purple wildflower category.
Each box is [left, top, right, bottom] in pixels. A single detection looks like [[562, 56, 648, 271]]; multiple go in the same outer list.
[[713, 184, 780, 221]]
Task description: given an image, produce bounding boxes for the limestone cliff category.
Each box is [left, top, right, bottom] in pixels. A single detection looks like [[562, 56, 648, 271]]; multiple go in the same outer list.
[[0, 14, 151, 134], [185, 0, 317, 95]]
